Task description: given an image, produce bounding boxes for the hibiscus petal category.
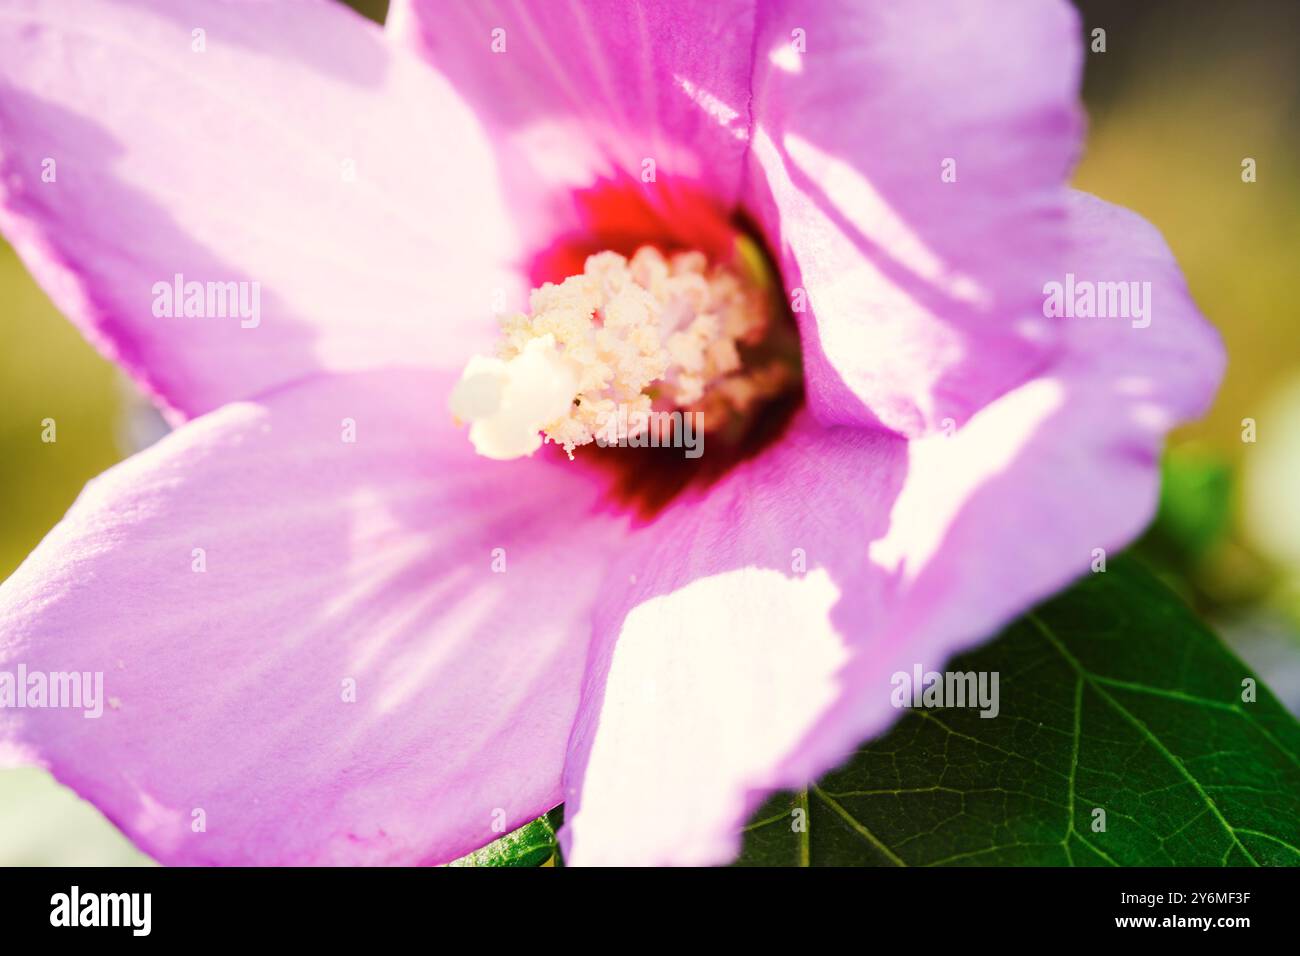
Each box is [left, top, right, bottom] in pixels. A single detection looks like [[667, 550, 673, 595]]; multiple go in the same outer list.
[[747, 0, 1084, 436], [872, 191, 1223, 662], [0, 0, 520, 421], [387, 0, 756, 255], [0, 368, 626, 865], [560, 415, 909, 866], [560, 193, 1223, 866]]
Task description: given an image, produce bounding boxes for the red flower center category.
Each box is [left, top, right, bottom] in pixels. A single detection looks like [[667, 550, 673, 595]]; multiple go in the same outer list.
[[453, 179, 804, 519]]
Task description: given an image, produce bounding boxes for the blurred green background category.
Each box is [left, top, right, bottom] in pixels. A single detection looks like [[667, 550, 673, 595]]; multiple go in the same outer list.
[[1, 0, 1297, 864]]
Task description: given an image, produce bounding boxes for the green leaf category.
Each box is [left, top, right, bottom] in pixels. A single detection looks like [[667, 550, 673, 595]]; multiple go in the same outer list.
[[448, 812, 559, 867], [735, 556, 1300, 866]]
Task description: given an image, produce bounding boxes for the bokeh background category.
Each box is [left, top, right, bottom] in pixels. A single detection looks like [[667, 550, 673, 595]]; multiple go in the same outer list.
[[1, 0, 1297, 864]]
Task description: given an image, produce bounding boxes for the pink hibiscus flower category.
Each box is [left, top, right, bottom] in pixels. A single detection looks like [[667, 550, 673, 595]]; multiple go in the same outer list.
[[0, 0, 1221, 866]]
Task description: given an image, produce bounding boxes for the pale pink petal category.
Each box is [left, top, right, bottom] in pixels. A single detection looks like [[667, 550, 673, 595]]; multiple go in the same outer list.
[[387, 0, 756, 261], [0, 369, 626, 865], [560, 193, 1223, 866], [747, 0, 1084, 436], [873, 191, 1223, 662], [561, 414, 907, 866], [0, 0, 520, 421]]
